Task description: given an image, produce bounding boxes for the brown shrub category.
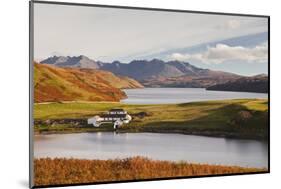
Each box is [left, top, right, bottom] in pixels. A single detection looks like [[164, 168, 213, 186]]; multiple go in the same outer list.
[[231, 110, 253, 126], [34, 157, 266, 186]]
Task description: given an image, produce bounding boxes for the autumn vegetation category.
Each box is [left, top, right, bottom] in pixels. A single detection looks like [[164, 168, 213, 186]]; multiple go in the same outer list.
[[34, 157, 266, 186], [34, 63, 143, 103]]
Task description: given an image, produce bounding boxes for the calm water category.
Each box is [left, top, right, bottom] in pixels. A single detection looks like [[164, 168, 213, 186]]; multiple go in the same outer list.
[[34, 132, 268, 168], [121, 88, 268, 104]]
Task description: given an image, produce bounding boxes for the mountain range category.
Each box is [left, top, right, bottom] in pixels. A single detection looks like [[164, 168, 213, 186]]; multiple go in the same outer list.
[[41, 55, 239, 81], [40, 55, 268, 92]]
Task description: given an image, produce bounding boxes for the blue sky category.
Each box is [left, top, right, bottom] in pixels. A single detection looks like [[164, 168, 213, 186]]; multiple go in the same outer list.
[[34, 3, 268, 76]]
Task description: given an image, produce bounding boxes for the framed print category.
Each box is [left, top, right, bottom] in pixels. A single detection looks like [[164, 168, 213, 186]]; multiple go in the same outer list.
[[29, 1, 270, 188]]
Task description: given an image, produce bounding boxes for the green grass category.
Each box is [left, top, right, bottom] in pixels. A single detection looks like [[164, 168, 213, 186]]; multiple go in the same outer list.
[[34, 99, 268, 139], [34, 123, 115, 133]]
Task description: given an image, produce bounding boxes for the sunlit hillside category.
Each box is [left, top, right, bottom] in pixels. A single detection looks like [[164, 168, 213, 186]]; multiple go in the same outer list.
[[34, 63, 143, 103]]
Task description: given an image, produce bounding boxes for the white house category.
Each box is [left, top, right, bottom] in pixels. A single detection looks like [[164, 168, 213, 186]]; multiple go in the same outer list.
[[87, 109, 132, 129]]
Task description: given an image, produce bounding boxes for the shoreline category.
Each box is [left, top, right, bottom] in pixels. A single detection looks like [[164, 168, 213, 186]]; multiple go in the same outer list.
[[33, 156, 268, 169], [34, 129, 268, 141]]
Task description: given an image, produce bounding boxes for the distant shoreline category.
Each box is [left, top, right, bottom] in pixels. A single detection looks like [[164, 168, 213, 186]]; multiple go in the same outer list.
[[206, 88, 268, 94]]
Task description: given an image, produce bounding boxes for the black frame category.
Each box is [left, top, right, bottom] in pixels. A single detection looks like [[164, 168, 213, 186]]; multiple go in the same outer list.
[[29, 0, 270, 188]]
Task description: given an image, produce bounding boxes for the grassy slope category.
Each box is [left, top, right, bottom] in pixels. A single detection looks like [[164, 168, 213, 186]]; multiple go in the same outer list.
[[34, 157, 266, 186], [34, 99, 268, 139], [34, 63, 143, 103]]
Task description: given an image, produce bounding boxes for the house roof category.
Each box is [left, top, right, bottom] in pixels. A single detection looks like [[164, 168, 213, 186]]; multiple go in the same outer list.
[[100, 114, 126, 118], [109, 108, 125, 112]]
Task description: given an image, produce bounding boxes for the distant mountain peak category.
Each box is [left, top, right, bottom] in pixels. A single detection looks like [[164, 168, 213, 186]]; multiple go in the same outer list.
[[253, 73, 268, 78], [112, 60, 121, 64], [130, 59, 146, 63], [41, 55, 100, 69], [78, 55, 89, 59], [150, 58, 164, 62]]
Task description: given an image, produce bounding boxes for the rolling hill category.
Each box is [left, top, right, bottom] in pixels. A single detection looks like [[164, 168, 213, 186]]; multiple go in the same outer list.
[[34, 63, 143, 103]]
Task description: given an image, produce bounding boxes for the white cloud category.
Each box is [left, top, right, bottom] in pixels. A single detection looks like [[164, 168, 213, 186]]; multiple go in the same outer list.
[[170, 43, 268, 64], [35, 4, 268, 61]]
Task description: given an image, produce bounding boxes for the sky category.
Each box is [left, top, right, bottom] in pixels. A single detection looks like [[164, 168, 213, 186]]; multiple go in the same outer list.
[[34, 3, 268, 76]]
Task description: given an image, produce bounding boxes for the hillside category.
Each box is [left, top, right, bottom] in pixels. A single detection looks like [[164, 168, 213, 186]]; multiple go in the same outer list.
[[141, 73, 240, 88], [34, 63, 143, 103], [206, 75, 268, 93]]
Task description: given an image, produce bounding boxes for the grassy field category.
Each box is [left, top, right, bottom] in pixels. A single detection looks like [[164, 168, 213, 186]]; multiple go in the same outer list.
[[34, 157, 267, 186], [34, 99, 268, 139]]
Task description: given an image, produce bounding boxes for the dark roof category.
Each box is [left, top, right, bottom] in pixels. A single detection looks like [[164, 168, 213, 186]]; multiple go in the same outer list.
[[109, 108, 125, 112], [100, 114, 126, 118]]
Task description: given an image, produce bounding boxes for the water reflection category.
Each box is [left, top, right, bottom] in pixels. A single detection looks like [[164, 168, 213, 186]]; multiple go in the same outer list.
[[34, 132, 268, 168]]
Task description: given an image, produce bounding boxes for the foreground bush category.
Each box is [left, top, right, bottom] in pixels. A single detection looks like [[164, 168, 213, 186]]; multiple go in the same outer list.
[[34, 157, 266, 186]]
